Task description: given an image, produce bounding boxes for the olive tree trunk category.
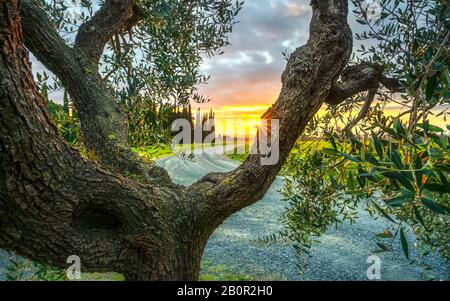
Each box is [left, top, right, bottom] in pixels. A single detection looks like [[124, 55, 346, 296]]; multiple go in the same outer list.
[[0, 0, 352, 280]]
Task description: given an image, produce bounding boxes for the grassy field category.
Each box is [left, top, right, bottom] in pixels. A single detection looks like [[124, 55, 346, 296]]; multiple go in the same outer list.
[[226, 151, 249, 162], [132, 143, 231, 161], [225, 140, 331, 163], [130, 140, 331, 163], [132, 145, 174, 161]]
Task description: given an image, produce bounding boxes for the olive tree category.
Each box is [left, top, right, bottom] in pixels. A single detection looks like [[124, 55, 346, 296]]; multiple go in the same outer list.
[[0, 0, 404, 280]]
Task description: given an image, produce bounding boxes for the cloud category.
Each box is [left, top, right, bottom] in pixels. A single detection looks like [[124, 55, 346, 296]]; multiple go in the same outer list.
[[196, 0, 378, 110], [285, 3, 310, 17], [29, 0, 367, 109], [197, 0, 314, 108]]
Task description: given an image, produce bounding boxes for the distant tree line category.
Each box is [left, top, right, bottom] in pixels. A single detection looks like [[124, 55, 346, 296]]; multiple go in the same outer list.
[[46, 93, 216, 148]]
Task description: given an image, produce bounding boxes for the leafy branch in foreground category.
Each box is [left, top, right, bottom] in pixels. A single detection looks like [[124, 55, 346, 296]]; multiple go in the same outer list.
[[268, 121, 449, 278], [258, 148, 361, 274], [327, 121, 449, 259], [270, 0, 449, 278]]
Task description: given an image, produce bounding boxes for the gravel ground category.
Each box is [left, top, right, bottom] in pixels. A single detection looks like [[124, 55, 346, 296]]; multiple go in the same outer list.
[[157, 148, 449, 281], [1, 147, 448, 281]]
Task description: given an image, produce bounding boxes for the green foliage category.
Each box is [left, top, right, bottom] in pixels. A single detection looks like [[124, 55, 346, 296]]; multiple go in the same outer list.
[[47, 97, 82, 147], [127, 101, 183, 147], [277, 0, 450, 276], [225, 145, 249, 162], [7, 259, 260, 281], [200, 262, 254, 281], [36, 0, 242, 147], [277, 122, 449, 276], [226, 152, 248, 162], [326, 122, 449, 260], [5, 256, 124, 281], [5, 258, 66, 281], [260, 146, 361, 273], [199, 261, 284, 281], [36, 69, 78, 146], [132, 145, 174, 160], [352, 0, 449, 109], [108, 0, 243, 105]]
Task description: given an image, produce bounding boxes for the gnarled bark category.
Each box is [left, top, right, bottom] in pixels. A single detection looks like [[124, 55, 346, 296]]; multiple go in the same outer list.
[[19, 0, 169, 183], [325, 62, 403, 105], [1, 0, 199, 280], [2, 0, 354, 280], [188, 0, 353, 227], [75, 0, 138, 64]]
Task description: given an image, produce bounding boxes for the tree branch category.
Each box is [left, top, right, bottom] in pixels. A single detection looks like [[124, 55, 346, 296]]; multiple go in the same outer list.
[[75, 0, 138, 63], [325, 62, 404, 105], [188, 0, 353, 228], [20, 0, 77, 79], [1, 1, 182, 279], [20, 0, 171, 183], [342, 88, 377, 133]]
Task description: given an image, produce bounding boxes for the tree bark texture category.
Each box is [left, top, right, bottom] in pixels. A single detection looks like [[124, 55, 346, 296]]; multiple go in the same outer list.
[[1, 0, 353, 280], [19, 0, 169, 182]]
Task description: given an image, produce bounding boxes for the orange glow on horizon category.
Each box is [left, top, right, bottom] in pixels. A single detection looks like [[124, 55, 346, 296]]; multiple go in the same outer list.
[[196, 104, 269, 137], [194, 103, 449, 138]]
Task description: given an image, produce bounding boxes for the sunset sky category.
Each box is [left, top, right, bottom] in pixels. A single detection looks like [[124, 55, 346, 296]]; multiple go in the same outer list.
[[194, 0, 370, 135], [194, 0, 448, 135], [31, 0, 448, 136], [197, 0, 311, 108], [196, 0, 312, 134]]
